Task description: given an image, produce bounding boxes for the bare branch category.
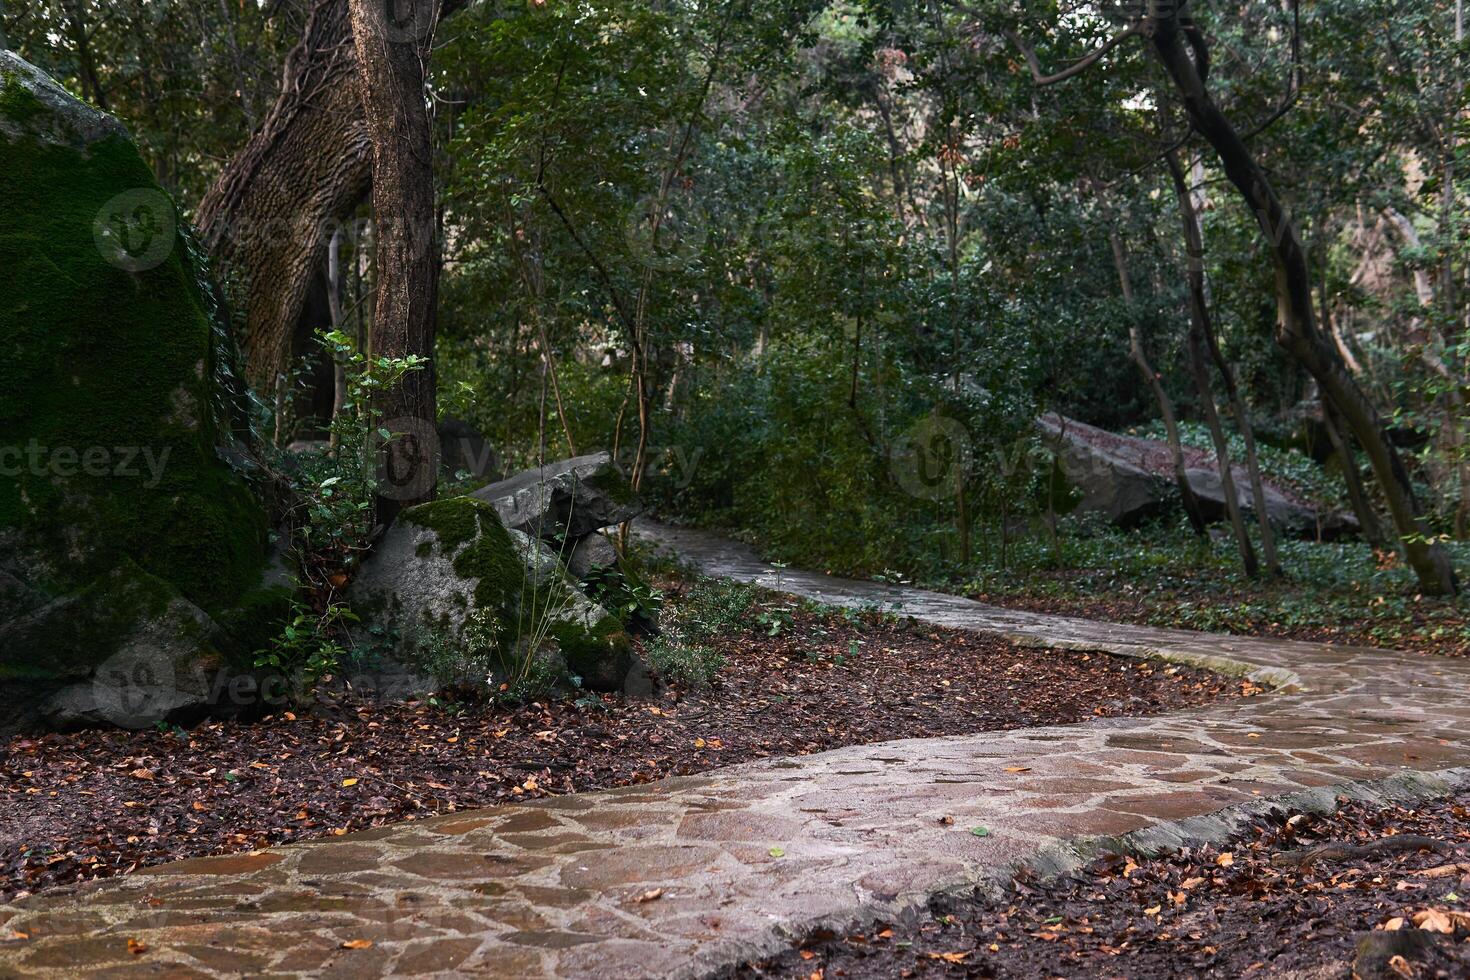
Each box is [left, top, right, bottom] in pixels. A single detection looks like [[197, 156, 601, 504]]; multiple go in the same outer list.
[[1004, 24, 1140, 86]]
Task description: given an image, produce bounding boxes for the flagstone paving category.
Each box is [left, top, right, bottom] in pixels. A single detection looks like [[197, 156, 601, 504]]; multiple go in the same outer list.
[[3, 523, 1469, 978]]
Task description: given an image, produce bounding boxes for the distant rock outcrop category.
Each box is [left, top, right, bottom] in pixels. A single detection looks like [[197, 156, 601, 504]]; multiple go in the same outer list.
[[1039, 414, 1359, 538]]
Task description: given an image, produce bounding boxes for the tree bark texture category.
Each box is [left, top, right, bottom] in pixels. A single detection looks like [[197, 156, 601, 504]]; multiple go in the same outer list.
[[349, 0, 440, 513]]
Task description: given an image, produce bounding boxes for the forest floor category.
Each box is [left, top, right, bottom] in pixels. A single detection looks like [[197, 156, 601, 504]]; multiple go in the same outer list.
[[0, 586, 1235, 902], [956, 524, 1470, 659], [740, 790, 1470, 979]]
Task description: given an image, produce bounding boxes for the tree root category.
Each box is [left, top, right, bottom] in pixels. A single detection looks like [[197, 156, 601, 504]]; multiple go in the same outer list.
[[1272, 835, 1456, 871]]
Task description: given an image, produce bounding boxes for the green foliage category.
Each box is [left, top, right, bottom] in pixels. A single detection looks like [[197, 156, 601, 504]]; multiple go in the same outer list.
[[962, 515, 1470, 653], [582, 558, 664, 632], [638, 576, 759, 688], [252, 599, 356, 693], [273, 331, 428, 578], [644, 637, 724, 688]]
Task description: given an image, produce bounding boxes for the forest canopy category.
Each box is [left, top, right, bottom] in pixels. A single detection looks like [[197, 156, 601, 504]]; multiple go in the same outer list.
[[5, 0, 1468, 592]]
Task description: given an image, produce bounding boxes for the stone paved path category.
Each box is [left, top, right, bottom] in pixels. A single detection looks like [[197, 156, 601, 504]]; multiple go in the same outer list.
[[3, 524, 1469, 978]]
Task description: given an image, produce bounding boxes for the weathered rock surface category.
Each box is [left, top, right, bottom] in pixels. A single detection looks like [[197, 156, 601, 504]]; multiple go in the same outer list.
[[566, 531, 619, 581], [350, 497, 633, 692], [1039, 414, 1359, 537], [438, 416, 501, 481], [0, 52, 274, 731], [0, 561, 231, 732], [470, 452, 642, 542]]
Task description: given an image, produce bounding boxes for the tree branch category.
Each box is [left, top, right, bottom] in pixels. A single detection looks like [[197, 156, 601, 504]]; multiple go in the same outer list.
[[1004, 24, 1140, 86]]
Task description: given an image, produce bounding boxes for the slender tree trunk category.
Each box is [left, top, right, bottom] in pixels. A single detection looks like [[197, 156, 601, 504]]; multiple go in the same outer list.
[[348, 0, 440, 515], [1151, 17, 1458, 595], [1167, 151, 1276, 576], [326, 225, 347, 450], [63, 0, 108, 111], [1321, 399, 1388, 549], [1109, 228, 1209, 536]]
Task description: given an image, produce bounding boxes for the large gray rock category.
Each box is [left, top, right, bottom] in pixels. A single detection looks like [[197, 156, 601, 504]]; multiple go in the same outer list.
[[470, 453, 642, 543], [439, 417, 501, 481], [349, 496, 634, 692], [0, 562, 231, 733], [1039, 414, 1359, 537], [1, 51, 271, 733], [0, 50, 127, 150], [1039, 415, 1170, 526], [567, 532, 620, 581]]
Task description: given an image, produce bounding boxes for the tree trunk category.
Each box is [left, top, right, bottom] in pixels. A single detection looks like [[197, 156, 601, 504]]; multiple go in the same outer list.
[[195, 0, 369, 389], [1109, 228, 1210, 537], [1150, 18, 1458, 595], [1166, 150, 1275, 576], [1322, 399, 1389, 550], [348, 0, 440, 515], [63, 0, 108, 111], [326, 225, 347, 451], [197, 0, 466, 389]]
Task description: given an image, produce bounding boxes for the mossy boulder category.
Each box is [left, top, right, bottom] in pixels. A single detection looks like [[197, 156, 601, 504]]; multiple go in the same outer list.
[[469, 452, 643, 543], [348, 496, 635, 692], [0, 559, 232, 732], [0, 52, 273, 728]]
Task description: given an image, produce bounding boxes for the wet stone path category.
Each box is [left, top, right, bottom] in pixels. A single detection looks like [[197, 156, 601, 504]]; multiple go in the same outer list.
[[3, 523, 1469, 978]]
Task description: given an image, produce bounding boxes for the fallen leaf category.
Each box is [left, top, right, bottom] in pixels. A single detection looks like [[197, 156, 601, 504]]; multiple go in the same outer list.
[[340, 939, 374, 950], [128, 769, 154, 781], [1003, 766, 1031, 773], [1216, 852, 1235, 868], [127, 938, 147, 956], [970, 826, 990, 838], [341, 778, 359, 787], [636, 888, 664, 903], [1412, 909, 1457, 933], [769, 847, 786, 858], [925, 951, 969, 963]]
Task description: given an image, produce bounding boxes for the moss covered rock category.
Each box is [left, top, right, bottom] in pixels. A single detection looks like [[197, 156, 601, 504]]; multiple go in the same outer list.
[[0, 52, 272, 728], [0, 51, 266, 607], [349, 496, 634, 692], [0, 559, 233, 732], [469, 452, 643, 543]]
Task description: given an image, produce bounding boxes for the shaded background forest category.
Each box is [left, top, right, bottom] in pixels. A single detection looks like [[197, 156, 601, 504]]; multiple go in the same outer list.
[[6, 0, 1468, 594]]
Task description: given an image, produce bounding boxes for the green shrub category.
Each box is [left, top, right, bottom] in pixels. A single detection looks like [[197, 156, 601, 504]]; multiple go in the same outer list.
[[643, 637, 724, 688]]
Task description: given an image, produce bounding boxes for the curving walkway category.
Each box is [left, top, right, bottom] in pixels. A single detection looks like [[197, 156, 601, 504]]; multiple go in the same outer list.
[[2, 524, 1469, 978]]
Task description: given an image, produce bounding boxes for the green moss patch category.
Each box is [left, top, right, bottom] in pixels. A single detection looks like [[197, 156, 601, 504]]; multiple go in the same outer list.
[[0, 83, 265, 612], [0, 559, 181, 682]]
